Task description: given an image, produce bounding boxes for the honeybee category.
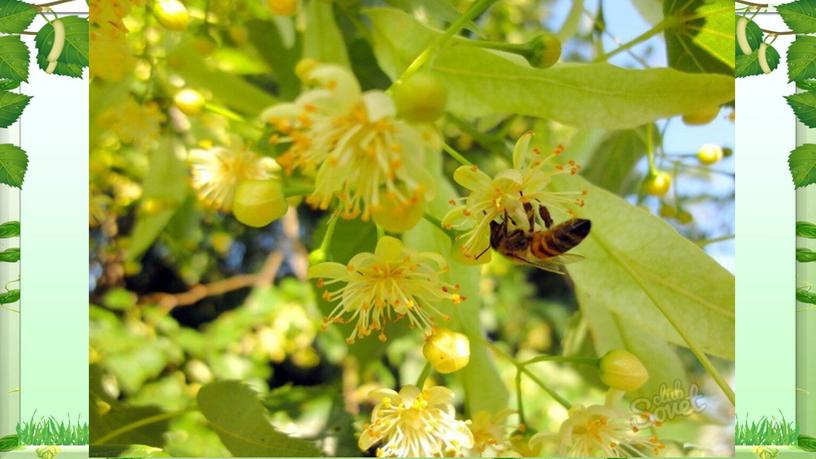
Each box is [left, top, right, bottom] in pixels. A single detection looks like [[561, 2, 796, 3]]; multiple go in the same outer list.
[[484, 203, 591, 274]]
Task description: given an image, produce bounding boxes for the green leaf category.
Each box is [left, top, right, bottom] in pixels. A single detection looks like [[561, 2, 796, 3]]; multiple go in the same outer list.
[[663, 0, 734, 74], [0, 144, 28, 188], [799, 287, 816, 304], [366, 8, 734, 129], [303, 0, 350, 67], [0, 220, 20, 238], [386, 0, 478, 31], [582, 126, 656, 194], [778, 0, 816, 34], [0, 0, 35, 34], [788, 36, 816, 82], [579, 292, 688, 402], [35, 16, 88, 77], [797, 221, 816, 238], [736, 43, 780, 78], [0, 247, 20, 262], [786, 91, 816, 128], [0, 36, 28, 82], [789, 144, 816, 188], [0, 288, 19, 304], [246, 19, 301, 100], [799, 434, 816, 452], [0, 91, 29, 127], [554, 176, 735, 359], [167, 41, 276, 115], [125, 138, 188, 261], [0, 434, 19, 452], [197, 381, 322, 457], [89, 445, 169, 458], [90, 365, 170, 447], [797, 248, 816, 262]]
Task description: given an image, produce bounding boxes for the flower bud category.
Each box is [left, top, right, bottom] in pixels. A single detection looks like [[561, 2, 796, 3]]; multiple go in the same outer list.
[[392, 73, 448, 122], [676, 209, 693, 225], [682, 105, 719, 125], [697, 143, 724, 165], [308, 248, 327, 265], [174, 89, 205, 115], [599, 349, 649, 392], [154, 0, 189, 31], [295, 58, 319, 81], [528, 33, 561, 69], [371, 191, 425, 233], [267, 0, 299, 16], [643, 171, 671, 197], [423, 328, 470, 374], [232, 179, 288, 228]]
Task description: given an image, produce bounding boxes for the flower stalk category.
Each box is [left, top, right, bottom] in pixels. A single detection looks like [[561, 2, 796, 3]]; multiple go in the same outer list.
[[389, 0, 499, 90]]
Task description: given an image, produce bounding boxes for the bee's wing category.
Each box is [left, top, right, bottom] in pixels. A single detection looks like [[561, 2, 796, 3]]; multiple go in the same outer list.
[[550, 253, 584, 264], [508, 253, 584, 275]]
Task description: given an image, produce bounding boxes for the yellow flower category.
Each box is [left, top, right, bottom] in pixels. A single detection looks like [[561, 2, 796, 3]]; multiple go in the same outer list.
[[529, 404, 665, 457], [97, 97, 164, 148], [263, 63, 435, 227], [89, 0, 142, 81], [468, 409, 517, 456], [188, 138, 278, 211], [442, 132, 585, 262], [359, 385, 474, 457], [307, 236, 463, 343]]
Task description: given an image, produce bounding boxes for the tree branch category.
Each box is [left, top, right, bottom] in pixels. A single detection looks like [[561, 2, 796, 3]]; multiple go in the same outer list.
[[145, 251, 285, 312]]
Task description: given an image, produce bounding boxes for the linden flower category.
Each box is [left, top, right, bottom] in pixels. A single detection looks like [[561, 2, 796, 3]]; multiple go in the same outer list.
[[188, 139, 278, 211], [529, 404, 665, 457], [468, 409, 517, 456], [307, 236, 464, 343], [263, 63, 435, 227], [359, 385, 474, 457], [442, 132, 585, 262]]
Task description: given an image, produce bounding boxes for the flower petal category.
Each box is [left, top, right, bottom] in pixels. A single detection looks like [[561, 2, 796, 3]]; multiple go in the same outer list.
[[375, 236, 405, 261], [442, 206, 473, 230], [453, 165, 492, 191], [512, 131, 534, 169], [494, 169, 524, 187], [362, 90, 396, 121], [307, 262, 348, 280]]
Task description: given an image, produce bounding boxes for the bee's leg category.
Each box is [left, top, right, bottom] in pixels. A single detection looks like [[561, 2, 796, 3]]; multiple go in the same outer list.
[[539, 205, 554, 229], [475, 244, 491, 260], [502, 210, 517, 228], [523, 201, 535, 232]]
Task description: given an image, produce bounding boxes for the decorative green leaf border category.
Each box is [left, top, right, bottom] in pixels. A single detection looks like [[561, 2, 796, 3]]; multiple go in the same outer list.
[[738, 1, 816, 449], [736, 0, 816, 188], [0, 0, 89, 188], [0, 219, 18, 308]]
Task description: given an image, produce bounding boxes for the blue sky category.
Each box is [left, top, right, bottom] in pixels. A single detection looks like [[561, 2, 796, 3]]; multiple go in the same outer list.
[[549, 0, 736, 270]]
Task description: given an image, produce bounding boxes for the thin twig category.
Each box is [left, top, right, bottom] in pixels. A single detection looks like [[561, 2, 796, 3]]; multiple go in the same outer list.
[[735, 0, 769, 7], [144, 250, 285, 312], [760, 28, 797, 35], [35, 0, 76, 7]]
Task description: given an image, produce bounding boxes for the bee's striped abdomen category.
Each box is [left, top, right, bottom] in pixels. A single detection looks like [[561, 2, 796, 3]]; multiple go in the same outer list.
[[531, 219, 591, 258]]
